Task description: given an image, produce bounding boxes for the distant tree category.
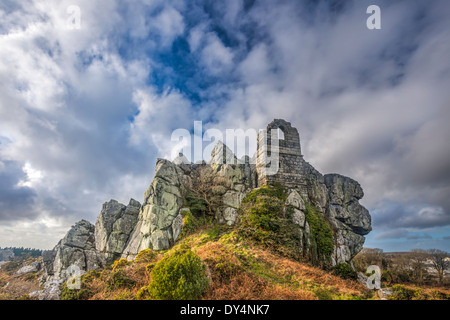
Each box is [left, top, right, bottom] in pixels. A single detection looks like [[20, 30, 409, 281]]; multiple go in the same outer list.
[[353, 248, 386, 272], [0, 247, 42, 260], [427, 249, 449, 285], [408, 249, 429, 284]]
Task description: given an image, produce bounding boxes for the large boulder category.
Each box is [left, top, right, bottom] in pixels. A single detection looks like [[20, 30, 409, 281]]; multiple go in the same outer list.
[[47, 220, 104, 281], [15, 261, 41, 275], [324, 174, 372, 265], [121, 159, 186, 259], [41, 250, 57, 276], [324, 174, 371, 235], [95, 199, 140, 264]]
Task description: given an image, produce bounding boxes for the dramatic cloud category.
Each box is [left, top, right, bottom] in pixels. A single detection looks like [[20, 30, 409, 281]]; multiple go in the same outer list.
[[0, 0, 449, 251]]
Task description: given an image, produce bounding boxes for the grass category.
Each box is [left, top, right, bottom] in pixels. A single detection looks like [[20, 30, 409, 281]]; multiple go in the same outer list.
[[2, 221, 448, 300], [54, 223, 372, 300]]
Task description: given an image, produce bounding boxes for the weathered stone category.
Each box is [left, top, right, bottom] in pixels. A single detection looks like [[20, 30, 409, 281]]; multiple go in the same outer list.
[[223, 190, 245, 209], [286, 190, 305, 210], [321, 174, 372, 264], [41, 118, 372, 288], [50, 220, 104, 281], [95, 198, 140, 264], [357, 272, 368, 287], [41, 250, 56, 276], [29, 279, 63, 300], [121, 159, 185, 258], [209, 141, 237, 165], [173, 152, 190, 165], [15, 261, 40, 275], [150, 229, 170, 250], [292, 209, 306, 227], [223, 207, 238, 226], [172, 213, 183, 242]]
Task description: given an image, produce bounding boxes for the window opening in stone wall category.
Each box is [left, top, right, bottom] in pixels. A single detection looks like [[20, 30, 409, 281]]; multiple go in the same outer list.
[[277, 127, 285, 140]]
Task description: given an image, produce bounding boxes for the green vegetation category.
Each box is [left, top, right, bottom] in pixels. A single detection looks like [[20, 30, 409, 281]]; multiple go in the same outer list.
[[0, 247, 42, 258], [388, 284, 449, 300], [354, 248, 449, 287], [27, 225, 375, 301], [241, 182, 286, 204], [332, 263, 357, 280], [237, 183, 334, 265], [147, 248, 209, 300], [112, 259, 129, 271], [237, 184, 302, 259], [314, 287, 335, 300], [178, 208, 213, 240], [60, 286, 92, 300], [185, 191, 209, 217], [134, 249, 158, 263], [107, 269, 136, 290], [0, 261, 21, 274], [304, 202, 334, 265]]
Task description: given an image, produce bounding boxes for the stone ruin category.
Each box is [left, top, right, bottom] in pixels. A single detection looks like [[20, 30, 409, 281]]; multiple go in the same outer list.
[[36, 119, 372, 299]]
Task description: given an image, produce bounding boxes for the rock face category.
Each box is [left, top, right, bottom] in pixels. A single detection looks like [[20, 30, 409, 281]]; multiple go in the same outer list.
[[47, 220, 104, 281], [324, 174, 372, 264], [40, 118, 372, 297], [255, 119, 371, 265], [95, 199, 140, 264], [121, 159, 187, 258]]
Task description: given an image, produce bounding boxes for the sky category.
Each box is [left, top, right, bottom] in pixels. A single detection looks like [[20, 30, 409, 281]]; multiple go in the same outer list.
[[0, 0, 449, 252]]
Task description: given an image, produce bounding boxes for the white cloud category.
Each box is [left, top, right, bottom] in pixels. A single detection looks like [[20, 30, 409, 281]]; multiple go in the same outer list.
[[0, 214, 72, 250], [17, 162, 43, 188], [1, 0, 450, 251], [150, 6, 185, 48], [130, 87, 194, 159], [201, 33, 234, 74]]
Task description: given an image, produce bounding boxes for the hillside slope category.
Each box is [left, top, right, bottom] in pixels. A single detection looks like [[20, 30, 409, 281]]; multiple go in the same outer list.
[[60, 223, 372, 300]]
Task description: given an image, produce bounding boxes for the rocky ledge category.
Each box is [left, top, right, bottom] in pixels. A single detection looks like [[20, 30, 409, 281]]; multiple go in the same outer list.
[[37, 119, 372, 298]]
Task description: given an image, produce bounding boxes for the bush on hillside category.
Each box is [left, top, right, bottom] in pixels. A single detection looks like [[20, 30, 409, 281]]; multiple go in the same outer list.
[[148, 248, 209, 300], [332, 263, 357, 280], [237, 184, 302, 259]]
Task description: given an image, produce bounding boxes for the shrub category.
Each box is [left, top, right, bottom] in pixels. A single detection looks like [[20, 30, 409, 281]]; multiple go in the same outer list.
[[60, 287, 92, 300], [107, 269, 136, 290], [136, 286, 151, 300], [146, 263, 157, 273], [23, 272, 37, 281], [82, 270, 101, 283], [237, 184, 302, 259], [185, 191, 209, 217], [381, 269, 394, 285], [389, 285, 416, 300], [315, 288, 334, 300], [304, 203, 334, 264], [412, 288, 428, 300], [332, 263, 357, 280], [178, 208, 213, 239], [135, 249, 158, 263], [1, 261, 21, 274], [112, 259, 129, 271], [429, 290, 449, 300], [241, 183, 286, 204], [148, 249, 209, 300], [389, 286, 449, 300]]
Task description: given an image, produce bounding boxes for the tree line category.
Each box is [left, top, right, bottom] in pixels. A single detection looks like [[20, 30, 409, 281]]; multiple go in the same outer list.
[[353, 248, 450, 286], [0, 247, 42, 259]]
